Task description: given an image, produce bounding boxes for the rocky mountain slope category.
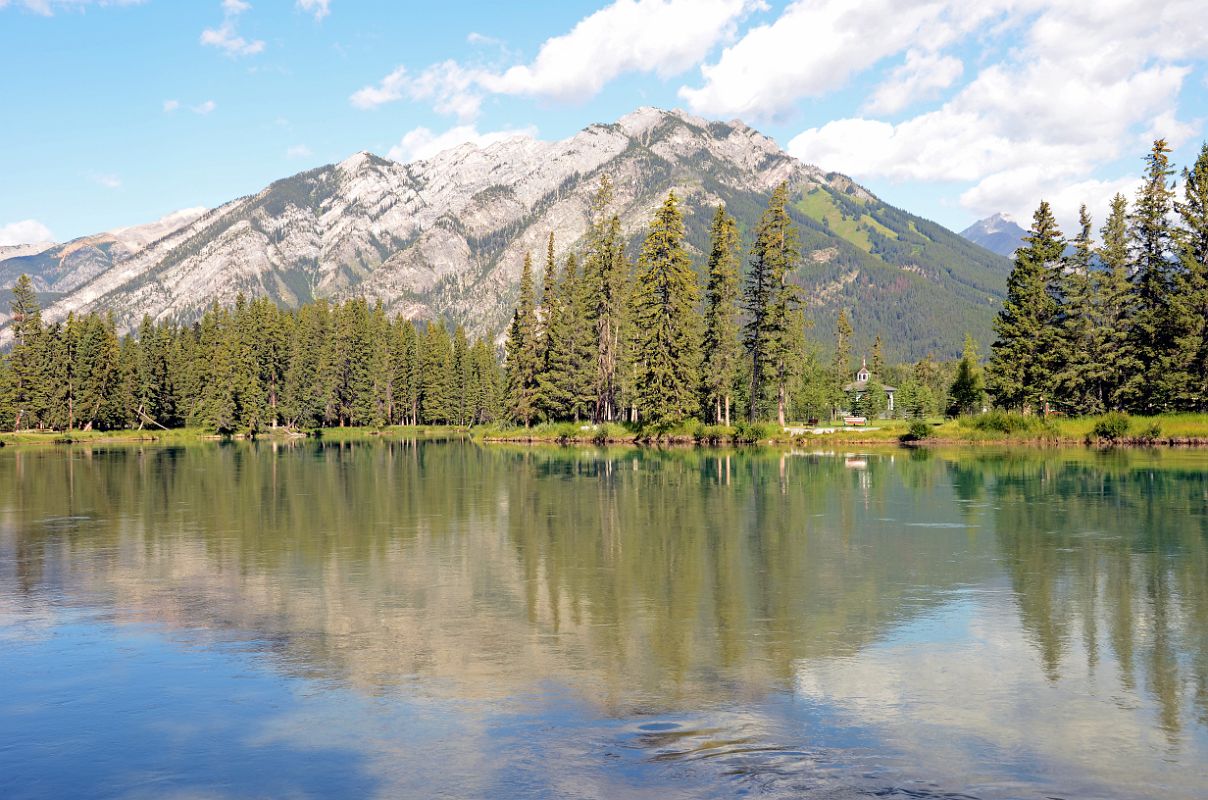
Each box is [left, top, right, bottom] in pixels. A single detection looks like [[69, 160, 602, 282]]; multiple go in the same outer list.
[[960, 213, 1027, 258], [1, 108, 1011, 361], [0, 208, 207, 300]]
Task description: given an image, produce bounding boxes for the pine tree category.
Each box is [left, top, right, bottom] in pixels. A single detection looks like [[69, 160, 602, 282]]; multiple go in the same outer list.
[[1168, 142, 1208, 410], [451, 325, 470, 425], [1095, 194, 1138, 410], [948, 334, 986, 416], [504, 252, 540, 426], [1124, 139, 1178, 412], [871, 335, 885, 380], [565, 254, 597, 422], [534, 251, 578, 422], [8, 274, 43, 431], [743, 182, 802, 424], [831, 309, 853, 419], [700, 206, 741, 425], [988, 201, 1064, 411], [581, 177, 628, 422], [74, 313, 122, 430], [421, 321, 454, 424], [1051, 206, 1102, 414], [282, 301, 329, 429], [631, 192, 701, 427]]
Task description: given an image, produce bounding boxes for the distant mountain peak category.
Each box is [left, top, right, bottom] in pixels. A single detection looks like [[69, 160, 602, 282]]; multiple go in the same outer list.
[[961, 213, 1027, 257]]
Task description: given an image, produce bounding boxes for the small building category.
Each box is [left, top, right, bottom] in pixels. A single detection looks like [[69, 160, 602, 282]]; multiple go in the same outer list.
[[843, 357, 896, 415]]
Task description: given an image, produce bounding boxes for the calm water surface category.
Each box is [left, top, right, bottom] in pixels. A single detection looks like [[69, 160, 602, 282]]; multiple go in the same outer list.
[[1, 441, 1206, 799]]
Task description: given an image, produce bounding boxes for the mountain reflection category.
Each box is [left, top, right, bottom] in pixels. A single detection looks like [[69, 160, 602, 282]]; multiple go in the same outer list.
[[1, 441, 1206, 747]]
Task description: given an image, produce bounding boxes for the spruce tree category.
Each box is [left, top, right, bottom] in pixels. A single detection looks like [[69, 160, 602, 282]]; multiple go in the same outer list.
[[1124, 139, 1177, 412], [1052, 206, 1102, 414], [504, 252, 539, 426], [948, 334, 986, 416], [631, 192, 701, 427], [1095, 194, 1138, 410], [534, 251, 578, 422], [742, 182, 802, 424], [988, 201, 1064, 411], [581, 177, 628, 422], [8, 274, 43, 430], [831, 309, 853, 419], [451, 325, 470, 426], [421, 321, 454, 424], [700, 206, 741, 425], [1168, 142, 1208, 410]]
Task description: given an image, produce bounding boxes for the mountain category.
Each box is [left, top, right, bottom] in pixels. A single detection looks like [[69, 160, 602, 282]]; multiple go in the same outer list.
[[0, 207, 206, 301], [0, 108, 1011, 361], [960, 213, 1027, 258]]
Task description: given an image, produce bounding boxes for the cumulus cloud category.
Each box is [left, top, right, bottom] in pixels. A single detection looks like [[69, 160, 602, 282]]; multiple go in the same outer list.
[[782, 0, 1206, 227], [352, 61, 482, 120], [192, 99, 217, 114], [386, 125, 538, 163], [162, 99, 180, 112], [200, 0, 263, 57], [285, 144, 313, 158], [679, 0, 1008, 119], [352, 0, 759, 115], [0, 219, 54, 246], [296, 0, 327, 21], [864, 49, 964, 115]]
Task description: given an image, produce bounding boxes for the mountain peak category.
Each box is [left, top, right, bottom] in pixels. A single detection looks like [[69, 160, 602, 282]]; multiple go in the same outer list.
[[3, 106, 1011, 361], [961, 213, 1027, 257]]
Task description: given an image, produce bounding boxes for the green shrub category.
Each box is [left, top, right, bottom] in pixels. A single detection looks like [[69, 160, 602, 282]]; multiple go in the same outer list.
[[902, 420, 934, 442], [693, 423, 732, 443], [963, 410, 1054, 435], [733, 420, 778, 443], [1138, 421, 1162, 443], [1091, 412, 1131, 442]]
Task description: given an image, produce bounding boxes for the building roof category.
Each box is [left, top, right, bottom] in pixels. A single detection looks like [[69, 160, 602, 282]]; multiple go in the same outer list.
[[844, 380, 897, 393]]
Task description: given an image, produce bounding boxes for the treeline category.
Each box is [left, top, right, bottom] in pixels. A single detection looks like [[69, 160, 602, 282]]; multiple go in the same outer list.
[[503, 177, 975, 428], [0, 285, 504, 433], [988, 139, 1208, 414], [503, 178, 822, 428]]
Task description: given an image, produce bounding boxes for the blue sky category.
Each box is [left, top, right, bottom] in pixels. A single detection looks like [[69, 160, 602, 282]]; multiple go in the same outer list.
[[2, 0, 1206, 246]]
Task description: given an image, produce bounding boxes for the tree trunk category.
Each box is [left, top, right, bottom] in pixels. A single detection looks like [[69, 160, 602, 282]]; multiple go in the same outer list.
[[724, 395, 730, 427]]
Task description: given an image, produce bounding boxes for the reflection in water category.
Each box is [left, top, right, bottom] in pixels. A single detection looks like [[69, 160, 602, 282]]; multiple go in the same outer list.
[[1, 442, 1207, 799]]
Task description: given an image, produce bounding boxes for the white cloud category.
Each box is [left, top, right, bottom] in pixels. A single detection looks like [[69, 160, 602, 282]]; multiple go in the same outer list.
[[200, 0, 263, 57], [89, 172, 121, 189], [192, 100, 217, 114], [864, 49, 964, 115], [162, 99, 180, 112], [351, 61, 482, 120], [296, 0, 328, 21], [478, 0, 760, 103], [466, 31, 500, 46], [680, 0, 1009, 119], [0, 219, 54, 246], [0, 0, 144, 14], [386, 125, 538, 164], [285, 144, 312, 158], [352, 0, 760, 115], [783, 0, 1207, 226]]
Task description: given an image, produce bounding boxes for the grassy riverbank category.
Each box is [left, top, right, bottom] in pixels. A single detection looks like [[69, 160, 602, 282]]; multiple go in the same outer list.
[[0, 425, 468, 448], [4, 414, 1207, 449], [475, 412, 1208, 447]]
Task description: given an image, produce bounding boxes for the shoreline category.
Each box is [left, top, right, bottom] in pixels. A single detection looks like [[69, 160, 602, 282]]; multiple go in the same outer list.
[[5, 417, 1208, 450]]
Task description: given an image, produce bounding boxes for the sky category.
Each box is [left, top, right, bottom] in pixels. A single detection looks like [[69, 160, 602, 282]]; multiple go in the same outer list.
[[1, 0, 1206, 246]]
